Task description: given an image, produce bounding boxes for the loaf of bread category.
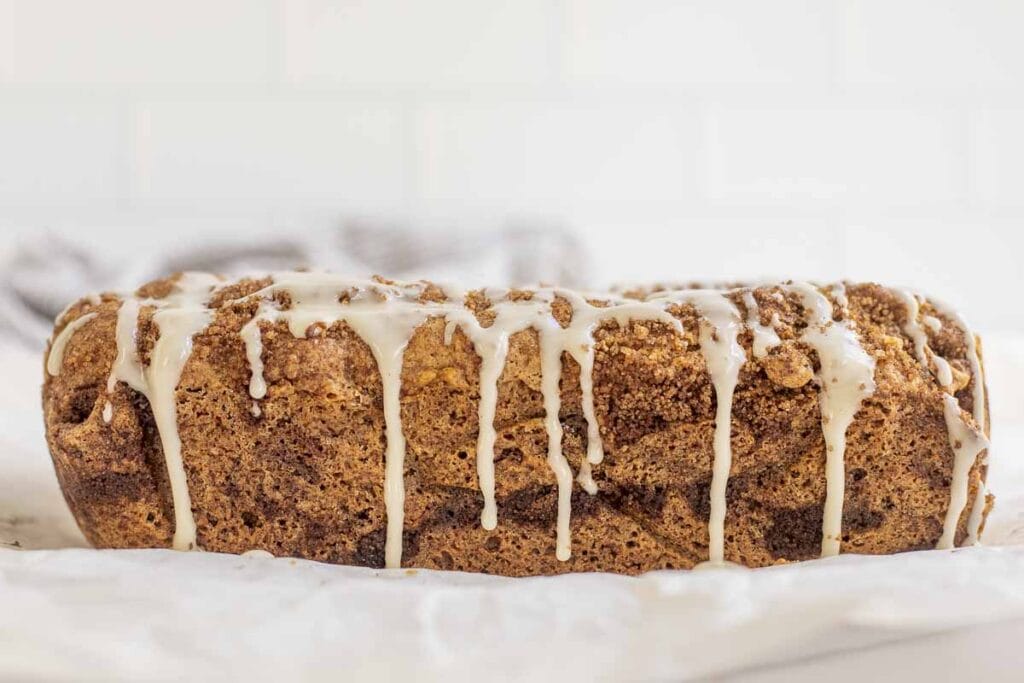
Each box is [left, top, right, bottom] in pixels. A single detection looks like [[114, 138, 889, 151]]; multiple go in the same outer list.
[[42, 273, 992, 575]]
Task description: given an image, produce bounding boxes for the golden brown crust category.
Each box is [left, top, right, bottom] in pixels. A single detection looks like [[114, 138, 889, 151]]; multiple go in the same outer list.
[[41, 278, 991, 575]]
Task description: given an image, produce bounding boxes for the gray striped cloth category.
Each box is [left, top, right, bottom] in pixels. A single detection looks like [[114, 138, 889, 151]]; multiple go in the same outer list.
[[2, 221, 587, 348]]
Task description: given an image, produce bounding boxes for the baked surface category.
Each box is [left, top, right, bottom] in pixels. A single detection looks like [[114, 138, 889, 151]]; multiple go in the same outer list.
[[42, 276, 992, 575]]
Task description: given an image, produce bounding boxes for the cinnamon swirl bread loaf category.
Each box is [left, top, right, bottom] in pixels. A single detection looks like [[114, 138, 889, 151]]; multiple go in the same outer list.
[[41, 274, 992, 574]]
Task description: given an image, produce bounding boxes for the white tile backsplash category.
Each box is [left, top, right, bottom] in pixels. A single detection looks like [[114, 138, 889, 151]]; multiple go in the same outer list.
[[0, 100, 123, 206], [565, 0, 836, 85], [130, 100, 407, 209], [283, 0, 553, 86], [7, 0, 275, 84], [843, 0, 1024, 86], [2, 0, 1024, 331], [970, 108, 1024, 207], [416, 101, 699, 210], [0, 1, 14, 82], [705, 104, 965, 207]]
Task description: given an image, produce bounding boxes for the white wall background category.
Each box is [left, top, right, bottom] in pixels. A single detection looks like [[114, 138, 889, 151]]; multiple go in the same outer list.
[[0, 0, 1022, 332]]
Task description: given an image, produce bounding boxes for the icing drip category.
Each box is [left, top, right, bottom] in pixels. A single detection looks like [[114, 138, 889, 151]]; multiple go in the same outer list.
[[458, 300, 542, 532], [654, 291, 746, 564], [448, 291, 679, 540], [932, 354, 954, 389], [893, 289, 952, 388], [576, 461, 598, 495], [741, 290, 780, 359], [923, 315, 942, 333], [550, 295, 683, 497], [107, 298, 146, 395], [443, 319, 458, 346], [239, 274, 433, 568], [829, 283, 849, 311], [931, 301, 988, 545], [352, 315, 421, 569], [428, 294, 552, 532], [893, 290, 931, 371], [104, 273, 221, 551], [529, 293, 683, 558], [239, 277, 688, 564], [573, 334, 602, 471], [937, 394, 989, 549], [539, 322, 575, 562], [240, 316, 268, 399], [147, 304, 215, 550], [892, 289, 990, 548], [46, 312, 98, 376], [787, 282, 876, 558], [54, 293, 101, 327], [473, 329, 510, 529], [957, 317, 987, 435]]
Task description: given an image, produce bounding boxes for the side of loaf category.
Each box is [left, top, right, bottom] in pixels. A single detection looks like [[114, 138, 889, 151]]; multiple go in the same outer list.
[[41, 274, 992, 575]]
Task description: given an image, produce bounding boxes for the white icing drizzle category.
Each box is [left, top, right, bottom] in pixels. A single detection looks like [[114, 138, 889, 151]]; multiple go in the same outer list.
[[786, 282, 876, 558], [540, 293, 683, 503], [239, 277, 686, 565], [357, 314, 422, 570], [742, 290, 780, 359], [471, 290, 680, 535], [147, 304, 216, 551], [937, 394, 989, 549], [107, 298, 146, 396], [572, 330, 602, 472], [892, 289, 991, 549], [653, 291, 746, 563], [467, 316, 516, 531], [893, 288, 953, 389], [930, 300, 989, 545], [459, 298, 550, 532], [538, 321, 575, 562], [104, 273, 221, 551], [46, 312, 98, 376], [893, 289, 931, 371], [543, 294, 684, 556], [240, 317, 268, 400], [576, 460, 598, 496], [923, 315, 942, 333], [54, 293, 101, 327], [102, 401, 113, 423], [239, 274, 434, 569], [932, 354, 954, 389], [443, 319, 458, 346], [829, 282, 849, 311], [919, 302, 987, 438]]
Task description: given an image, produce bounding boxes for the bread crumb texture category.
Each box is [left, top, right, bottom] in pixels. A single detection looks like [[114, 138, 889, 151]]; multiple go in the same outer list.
[[42, 279, 991, 575]]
